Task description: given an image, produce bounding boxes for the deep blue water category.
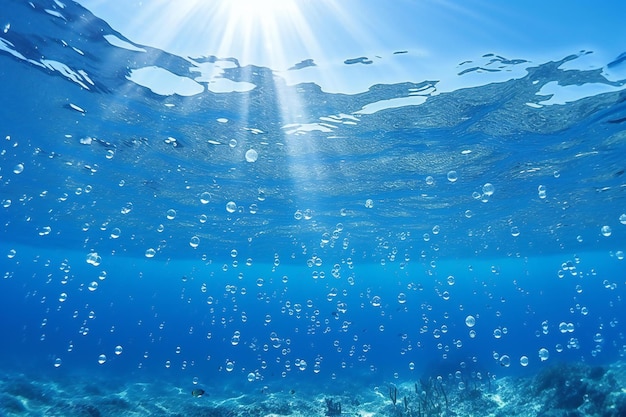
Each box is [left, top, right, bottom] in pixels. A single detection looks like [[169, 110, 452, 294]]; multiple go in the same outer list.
[[1, 0, 626, 409]]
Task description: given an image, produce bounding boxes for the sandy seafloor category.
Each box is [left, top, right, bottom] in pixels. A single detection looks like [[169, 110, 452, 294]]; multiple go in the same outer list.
[[1, 361, 625, 417]]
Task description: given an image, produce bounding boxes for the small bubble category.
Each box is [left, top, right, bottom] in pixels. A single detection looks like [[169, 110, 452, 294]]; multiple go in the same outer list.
[[200, 192, 211, 204], [98, 354, 107, 365], [189, 236, 200, 248], [54, 357, 62, 368], [447, 275, 455, 285], [537, 185, 547, 199], [166, 209, 177, 220], [511, 226, 520, 237], [1, 199, 11, 208], [464, 210, 473, 218], [229, 139, 237, 148], [245, 149, 258, 162], [145, 248, 156, 258], [13, 163, 24, 174], [553, 170, 560, 178], [600, 225, 612, 237], [105, 149, 115, 159], [226, 201, 237, 213], [59, 293, 68, 302], [88, 281, 98, 291], [482, 183, 495, 196], [114, 345, 123, 355], [520, 356, 529, 367], [425, 176, 434, 185], [247, 372, 256, 382], [371, 296, 381, 307], [620, 214, 626, 225], [447, 170, 458, 182], [110, 228, 121, 239], [538, 347, 549, 361], [397, 293, 407, 304], [499, 355, 511, 367], [226, 361, 235, 372], [365, 199, 374, 208]]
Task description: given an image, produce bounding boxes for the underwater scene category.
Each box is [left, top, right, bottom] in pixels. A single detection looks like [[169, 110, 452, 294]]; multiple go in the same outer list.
[[1, 0, 626, 416]]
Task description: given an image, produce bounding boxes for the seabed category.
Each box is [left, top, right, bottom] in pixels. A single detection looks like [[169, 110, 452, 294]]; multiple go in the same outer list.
[[1, 361, 625, 417]]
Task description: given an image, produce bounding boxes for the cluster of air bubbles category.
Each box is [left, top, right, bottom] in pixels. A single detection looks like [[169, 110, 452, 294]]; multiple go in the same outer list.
[[120, 202, 133, 215], [537, 185, 547, 199], [164, 136, 180, 147], [294, 209, 313, 220], [86, 252, 101, 266], [559, 322, 575, 333], [472, 183, 495, 202]]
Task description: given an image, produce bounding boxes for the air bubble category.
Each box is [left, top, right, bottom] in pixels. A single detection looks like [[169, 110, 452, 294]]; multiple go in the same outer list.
[[114, 345, 123, 355], [189, 236, 200, 248], [538, 347, 549, 361], [13, 163, 24, 174], [245, 149, 258, 162], [447, 170, 458, 182], [110, 228, 121, 239], [620, 214, 626, 225], [226, 201, 237, 213], [499, 355, 511, 367], [482, 183, 495, 196], [520, 356, 529, 366], [145, 248, 156, 258], [166, 209, 177, 220], [425, 176, 434, 185], [371, 296, 381, 307], [365, 199, 374, 208], [537, 185, 547, 199], [511, 226, 520, 237], [600, 225, 611, 237], [88, 281, 98, 291], [200, 192, 211, 204], [98, 354, 107, 365], [54, 358, 62, 368]]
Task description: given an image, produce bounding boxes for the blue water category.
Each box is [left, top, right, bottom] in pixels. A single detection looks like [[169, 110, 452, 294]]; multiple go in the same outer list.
[[1, 0, 626, 415]]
